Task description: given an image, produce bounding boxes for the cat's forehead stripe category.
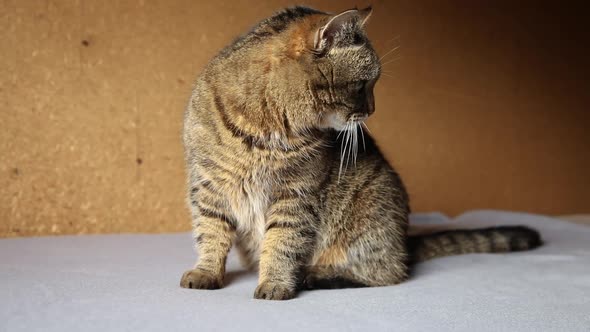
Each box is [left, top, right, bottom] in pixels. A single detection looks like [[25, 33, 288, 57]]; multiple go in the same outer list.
[[328, 47, 380, 81], [328, 44, 366, 54]]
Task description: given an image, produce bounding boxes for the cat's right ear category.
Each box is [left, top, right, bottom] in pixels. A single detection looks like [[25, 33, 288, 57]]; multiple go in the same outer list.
[[313, 9, 363, 55]]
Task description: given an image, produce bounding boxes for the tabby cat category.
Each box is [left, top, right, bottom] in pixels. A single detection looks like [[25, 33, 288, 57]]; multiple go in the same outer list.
[[180, 6, 541, 300]]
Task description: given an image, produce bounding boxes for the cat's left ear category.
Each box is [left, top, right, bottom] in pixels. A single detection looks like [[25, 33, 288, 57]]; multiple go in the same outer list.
[[358, 6, 373, 27], [313, 6, 373, 53]]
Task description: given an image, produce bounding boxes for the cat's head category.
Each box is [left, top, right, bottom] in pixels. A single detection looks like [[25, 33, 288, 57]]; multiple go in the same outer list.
[[282, 7, 380, 132]]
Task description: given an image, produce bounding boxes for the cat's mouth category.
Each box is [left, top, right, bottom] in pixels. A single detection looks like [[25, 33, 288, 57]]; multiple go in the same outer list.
[[319, 112, 369, 131], [347, 113, 369, 123]]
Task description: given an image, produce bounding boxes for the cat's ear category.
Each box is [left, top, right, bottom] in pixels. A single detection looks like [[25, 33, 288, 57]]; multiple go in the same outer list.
[[358, 6, 373, 27], [313, 8, 369, 53]]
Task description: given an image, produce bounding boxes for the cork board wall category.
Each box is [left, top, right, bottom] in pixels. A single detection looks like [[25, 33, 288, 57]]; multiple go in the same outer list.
[[1, 1, 589, 237]]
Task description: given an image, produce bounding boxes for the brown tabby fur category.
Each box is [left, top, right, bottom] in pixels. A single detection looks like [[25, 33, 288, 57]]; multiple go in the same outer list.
[[180, 6, 541, 300]]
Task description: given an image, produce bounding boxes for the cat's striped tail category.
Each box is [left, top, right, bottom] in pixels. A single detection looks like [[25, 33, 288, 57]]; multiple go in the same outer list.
[[407, 226, 542, 263]]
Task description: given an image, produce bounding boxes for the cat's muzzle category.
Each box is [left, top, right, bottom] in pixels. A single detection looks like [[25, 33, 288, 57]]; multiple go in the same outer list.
[[348, 113, 369, 123]]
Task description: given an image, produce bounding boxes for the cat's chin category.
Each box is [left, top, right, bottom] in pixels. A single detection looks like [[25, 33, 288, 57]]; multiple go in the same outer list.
[[319, 113, 348, 131]]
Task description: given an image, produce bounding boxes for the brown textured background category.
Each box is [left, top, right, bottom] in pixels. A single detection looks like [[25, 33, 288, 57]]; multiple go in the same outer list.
[[1, 1, 589, 237]]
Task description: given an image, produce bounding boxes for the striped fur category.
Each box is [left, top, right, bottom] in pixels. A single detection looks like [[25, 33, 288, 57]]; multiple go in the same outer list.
[[179, 6, 542, 300], [408, 226, 542, 263]]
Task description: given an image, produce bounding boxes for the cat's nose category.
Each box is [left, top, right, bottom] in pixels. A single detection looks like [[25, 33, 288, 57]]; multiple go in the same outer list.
[[366, 101, 375, 115], [350, 113, 369, 122], [366, 89, 375, 115]]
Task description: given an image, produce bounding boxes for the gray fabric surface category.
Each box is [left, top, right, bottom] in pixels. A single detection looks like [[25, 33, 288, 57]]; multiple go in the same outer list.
[[1, 210, 589, 332]]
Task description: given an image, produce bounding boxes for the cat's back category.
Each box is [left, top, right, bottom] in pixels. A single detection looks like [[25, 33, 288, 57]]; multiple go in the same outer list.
[[183, 76, 216, 155]]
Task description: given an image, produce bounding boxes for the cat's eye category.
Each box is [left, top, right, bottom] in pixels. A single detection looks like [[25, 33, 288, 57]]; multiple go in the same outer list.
[[354, 81, 366, 93], [352, 33, 364, 46]]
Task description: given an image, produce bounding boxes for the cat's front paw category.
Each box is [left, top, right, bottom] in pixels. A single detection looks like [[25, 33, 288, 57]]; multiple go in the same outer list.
[[180, 269, 223, 290], [253, 281, 296, 300]]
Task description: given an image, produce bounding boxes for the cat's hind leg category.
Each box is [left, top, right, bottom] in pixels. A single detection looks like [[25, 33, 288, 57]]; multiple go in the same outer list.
[[302, 265, 368, 289], [305, 232, 410, 289]]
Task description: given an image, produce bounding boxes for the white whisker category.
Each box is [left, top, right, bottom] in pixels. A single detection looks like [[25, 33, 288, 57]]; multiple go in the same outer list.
[[339, 127, 346, 159], [362, 122, 372, 134], [386, 36, 401, 43], [381, 56, 402, 67], [338, 122, 351, 182], [345, 124, 352, 172], [379, 45, 400, 61], [353, 123, 358, 168], [337, 121, 368, 181], [359, 122, 366, 151]]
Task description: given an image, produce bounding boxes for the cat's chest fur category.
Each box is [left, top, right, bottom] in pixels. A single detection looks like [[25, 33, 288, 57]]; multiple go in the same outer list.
[[225, 162, 275, 259]]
